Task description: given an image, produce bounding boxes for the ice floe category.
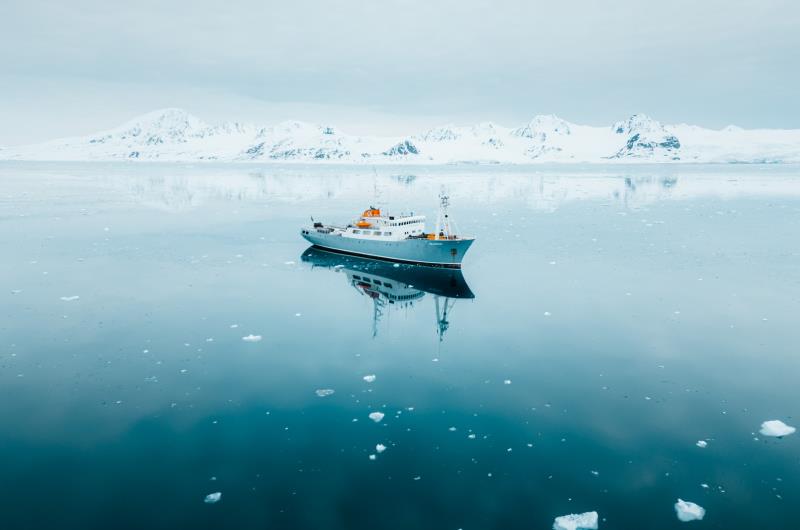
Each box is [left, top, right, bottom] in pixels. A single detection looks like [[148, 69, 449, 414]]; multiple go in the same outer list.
[[241, 334, 262, 342], [674, 499, 705, 522], [369, 412, 385, 422], [60, 295, 80, 301], [363, 374, 376, 383], [315, 389, 335, 397], [759, 420, 796, 437], [204, 492, 222, 504], [376, 444, 387, 453], [552, 511, 598, 530], [696, 440, 708, 448]]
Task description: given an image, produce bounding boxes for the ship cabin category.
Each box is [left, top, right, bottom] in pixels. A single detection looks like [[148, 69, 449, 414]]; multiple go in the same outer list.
[[344, 207, 426, 241]]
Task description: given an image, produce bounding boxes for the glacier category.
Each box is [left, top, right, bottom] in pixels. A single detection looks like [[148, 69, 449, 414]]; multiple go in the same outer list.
[[1, 108, 799, 164]]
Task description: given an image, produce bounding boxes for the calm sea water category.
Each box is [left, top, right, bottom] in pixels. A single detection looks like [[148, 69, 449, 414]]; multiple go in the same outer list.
[[1, 162, 799, 529]]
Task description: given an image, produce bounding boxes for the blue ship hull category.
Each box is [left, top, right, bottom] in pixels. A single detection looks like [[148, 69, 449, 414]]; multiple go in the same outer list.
[[300, 230, 474, 268]]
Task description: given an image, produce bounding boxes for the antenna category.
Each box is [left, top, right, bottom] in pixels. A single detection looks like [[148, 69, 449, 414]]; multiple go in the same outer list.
[[371, 166, 385, 208]]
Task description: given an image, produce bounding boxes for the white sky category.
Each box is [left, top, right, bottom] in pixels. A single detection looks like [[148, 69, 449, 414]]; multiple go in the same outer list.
[[1, 0, 798, 145]]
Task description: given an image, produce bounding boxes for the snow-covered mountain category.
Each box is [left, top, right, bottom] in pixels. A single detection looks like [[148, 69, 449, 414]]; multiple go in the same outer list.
[[2, 109, 799, 164]]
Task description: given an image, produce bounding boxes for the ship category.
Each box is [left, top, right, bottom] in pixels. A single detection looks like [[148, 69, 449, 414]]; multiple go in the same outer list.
[[300, 194, 474, 268], [301, 246, 474, 339]]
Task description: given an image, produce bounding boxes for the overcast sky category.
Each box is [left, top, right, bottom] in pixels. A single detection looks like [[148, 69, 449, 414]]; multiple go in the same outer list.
[[1, 0, 798, 145]]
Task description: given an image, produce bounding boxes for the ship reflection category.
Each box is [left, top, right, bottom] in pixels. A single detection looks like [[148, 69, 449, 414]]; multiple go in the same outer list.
[[301, 247, 475, 340]]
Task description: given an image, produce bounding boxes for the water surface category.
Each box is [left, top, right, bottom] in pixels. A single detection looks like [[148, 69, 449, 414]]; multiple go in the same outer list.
[[1, 162, 799, 529]]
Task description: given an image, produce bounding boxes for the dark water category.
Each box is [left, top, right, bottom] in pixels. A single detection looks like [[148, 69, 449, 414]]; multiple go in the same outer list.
[[1, 163, 799, 529]]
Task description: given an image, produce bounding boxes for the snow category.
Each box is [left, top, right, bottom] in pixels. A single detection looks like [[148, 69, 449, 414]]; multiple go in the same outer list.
[[369, 412, 385, 422], [4, 108, 798, 164], [241, 334, 262, 342], [204, 492, 222, 504], [674, 499, 705, 522], [552, 511, 598, 530], [759, 420, 796, 437]]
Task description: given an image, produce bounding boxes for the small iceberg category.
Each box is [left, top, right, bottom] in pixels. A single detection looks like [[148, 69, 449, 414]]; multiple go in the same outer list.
[[60, 295, 80, 301], [376, 443, 387, 453], [204, 492, 222, 504], [674, 499, 705, 522], [759, 420, 796, 437], [363, 374, 376, 383], [315, 389, 335, 397], [696, 440, 707, 448], [369, 412, 385, 423], [553, 511, 598, 530], [241, 334, 262, 342]]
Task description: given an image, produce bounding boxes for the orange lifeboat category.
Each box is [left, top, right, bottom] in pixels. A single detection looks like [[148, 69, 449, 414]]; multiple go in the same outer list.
[[356, 207, 380, 228]]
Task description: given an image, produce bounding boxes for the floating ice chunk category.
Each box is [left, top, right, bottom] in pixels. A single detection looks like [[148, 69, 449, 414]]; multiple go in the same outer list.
[[60, 296, 80, 301], [315, 389, 335, 397], [229, 324, 239, 328], [543, 311, 551, 316], [376, 444, 386, 453], [696, 440, 707, 448], [504, 379, 512, 385], [369, 412, 385, 423], [284, 261, 295, 265], [552, 511, 598, 530], [11, 289, 22, 294], [204, 492, 221, 504], [295, 313, 301, 317], [674, 499, 705, 522], [759, 420, 796, 437], [363, 374, 376, 383], [241, 334, 262, 342], [368, 454, 376, 460]]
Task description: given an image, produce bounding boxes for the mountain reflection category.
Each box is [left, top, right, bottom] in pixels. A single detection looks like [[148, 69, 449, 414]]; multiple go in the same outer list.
[[301, 247, 475, 339]]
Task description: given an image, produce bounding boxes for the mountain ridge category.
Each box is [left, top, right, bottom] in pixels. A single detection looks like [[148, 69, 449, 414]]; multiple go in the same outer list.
[[2, 109, 799, 164]]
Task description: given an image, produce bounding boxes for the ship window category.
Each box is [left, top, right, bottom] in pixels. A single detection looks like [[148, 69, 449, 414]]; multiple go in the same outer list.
[[384, 283, 393, 288], [353, 229, 361, 234], [374, 280, 382, 285], [375, 231, 382, 236], [386, 232, 392, 236], [353, 275, 361, 280]]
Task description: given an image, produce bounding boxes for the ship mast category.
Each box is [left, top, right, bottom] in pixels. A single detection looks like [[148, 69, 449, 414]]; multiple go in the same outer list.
[[434, 190, 455, 240]]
